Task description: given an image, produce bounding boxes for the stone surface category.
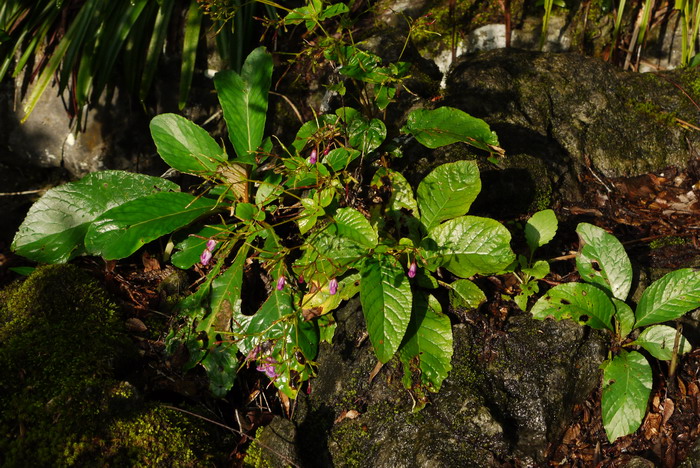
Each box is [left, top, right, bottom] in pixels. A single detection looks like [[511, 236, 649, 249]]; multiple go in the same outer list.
[[256, 297, 607, 467], [443, 48, 700, 181]]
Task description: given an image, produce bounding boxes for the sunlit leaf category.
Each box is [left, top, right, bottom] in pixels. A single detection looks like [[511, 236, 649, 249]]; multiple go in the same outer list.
[[360, 255, 413, 363], [85, 192, 219, 260], [12, 171, 178, 263], [601, 350, 653, 442]]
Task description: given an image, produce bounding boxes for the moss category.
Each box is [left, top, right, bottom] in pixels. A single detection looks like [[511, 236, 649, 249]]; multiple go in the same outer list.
[[0, 265, 221, 467], [630, 100, 677, 127], [649, 235, 687, 249], [243, 427, 274, 468]]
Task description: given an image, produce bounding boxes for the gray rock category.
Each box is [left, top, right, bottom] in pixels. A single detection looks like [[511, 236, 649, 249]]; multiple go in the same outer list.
[[443, 49, 700, 180], [256, 298, 607, 467]]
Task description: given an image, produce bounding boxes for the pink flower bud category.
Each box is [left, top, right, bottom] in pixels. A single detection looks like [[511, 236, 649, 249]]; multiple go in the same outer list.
[[329, 278, 338, 295], [408, 261, 417, 278], [298, 275, 304, 284], [206, 239, 217, 251], [200, 248, 213, 265], [276, 276, 286, 290], [322, 146, 330, 156], [308, 148, 318, 164]]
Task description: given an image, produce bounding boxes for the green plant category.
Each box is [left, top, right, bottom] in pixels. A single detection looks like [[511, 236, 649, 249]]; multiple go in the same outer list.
[[12, 40, 514, 401], [0, 0, 279, 122], [529, 222, 700, 442], [510, 209, 558, 310], [537, 0, 566, 50]]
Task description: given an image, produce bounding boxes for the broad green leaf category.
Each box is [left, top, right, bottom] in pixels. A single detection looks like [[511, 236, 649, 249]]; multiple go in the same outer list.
[[207, 246, 250, 334], [601, 350, 653, 442], [530, 282, 615, 331], [632, 325, 692, 361], [417, 161, 481, 231], [399, 292, 453, 392], [525, 209, 558, 252], [85, 192, 219, 260], [522, 260, 550, 279], [613, 298, 635, 339], [298, 197, 324, 235], [334, 207, 378, 248], [422, 216, 515, 278], [12, 171, 178, 263], [515, 280, 539, 311], [255, 172, 283, 206], [200, 341, 238, 397], [360, 255, 413, 363], [292, 114, 339, 154], [372, 167, 418, 215], [449, 279, 486, 309], [178, 0, 203, 110], [294, 224, 368, 284], [237, 287, 294, 355], [215, 46, 273, 163], [347, 116, 386, 154], [576, 223, 633, 301], [402, 107, 500, 152], [150, 113, 227, 174], [325, 147, 360, 171], [320, 2, 349, 19], [634, 269, 700, 328], [171, 224, 227, 269]]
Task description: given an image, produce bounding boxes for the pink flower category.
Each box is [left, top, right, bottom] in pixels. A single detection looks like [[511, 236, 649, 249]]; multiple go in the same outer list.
[[329, 278, 338, 295], [276, 275, 286, 290], [200, 248, 213, 265], [308, 148, 318, 164], [206, 239, 217, 251], [408, 261, 417, 278], [256, 356, 279, 380], [298, 274, 304, 284]]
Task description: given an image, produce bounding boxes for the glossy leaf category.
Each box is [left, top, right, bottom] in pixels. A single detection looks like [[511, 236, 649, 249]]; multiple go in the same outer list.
[[207, 246, 249, 334], [334, 207, 378, 248], [601, 350, 653, 442], [634, 269, 700, 328], [531, 282, 615, 331], [150, 113, 227, 174], [449, 279, 486, 309], [360, 255, 413, 363], [293, 224, 369, 284], [12, 171, 178, 263], [171, 224, 227, 269], [372, 167, 418, 215], [632, 325, 692, 361], [422, 216, 515, 278], [613, 298, 635, 338], [402, 107, 500, 152], [399, 292, 453, 392], [325, 147, 361, 171], [85, 192, 219, 260], [524, 209, 557, 252], [522, 260, 550, 280], [200, 341, 238, 397], [215, 46, 273, 163], [417, 161, 481, 231], [576, 223, 633, 301]]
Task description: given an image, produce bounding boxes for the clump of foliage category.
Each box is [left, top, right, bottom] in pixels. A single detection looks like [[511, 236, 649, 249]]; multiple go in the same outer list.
[[11, 0, 513, 402], [0, 264, 219, 465], [529, 223, 700, 442]]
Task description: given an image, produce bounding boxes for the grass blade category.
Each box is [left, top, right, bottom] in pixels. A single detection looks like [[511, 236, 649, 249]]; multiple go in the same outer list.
[[179, 0, 203, 110]]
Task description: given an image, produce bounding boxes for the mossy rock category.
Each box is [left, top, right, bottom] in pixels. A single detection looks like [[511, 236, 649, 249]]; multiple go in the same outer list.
[[0, 264, 222, 467]]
